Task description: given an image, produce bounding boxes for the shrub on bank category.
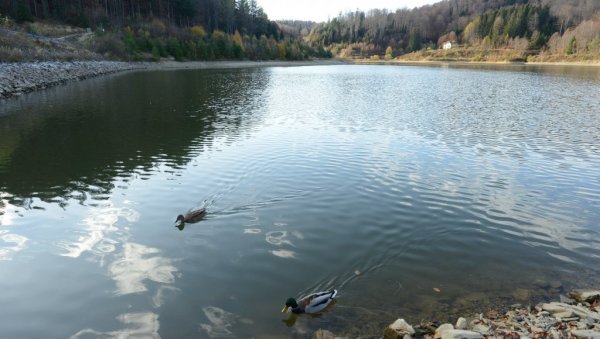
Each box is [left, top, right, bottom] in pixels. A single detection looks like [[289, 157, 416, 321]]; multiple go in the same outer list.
[[90, 32, 127, 60]]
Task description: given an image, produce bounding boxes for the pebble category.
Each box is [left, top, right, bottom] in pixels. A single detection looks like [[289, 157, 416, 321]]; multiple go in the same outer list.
[[455, 317, 467, 330], [440, 329, 484, 339]]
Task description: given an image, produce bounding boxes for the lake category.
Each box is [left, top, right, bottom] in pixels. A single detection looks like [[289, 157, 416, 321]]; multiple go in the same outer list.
[[1, 63, 599, 338]]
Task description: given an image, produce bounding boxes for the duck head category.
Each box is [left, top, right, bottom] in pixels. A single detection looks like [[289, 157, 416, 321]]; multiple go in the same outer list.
[[281, 298, 298, 313], [175, 215, 185, 226]]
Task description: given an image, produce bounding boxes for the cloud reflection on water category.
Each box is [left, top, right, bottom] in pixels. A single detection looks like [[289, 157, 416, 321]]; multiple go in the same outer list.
[[61, 204, 180, 336], [57, 207, 139, 260], [200, 306, 240, 338], [70, 312, 160, 339], [270, 249, 296, 259], [0, 195, 28, 260], [110, 242, 178, 296], [0, 231, 28, 260]]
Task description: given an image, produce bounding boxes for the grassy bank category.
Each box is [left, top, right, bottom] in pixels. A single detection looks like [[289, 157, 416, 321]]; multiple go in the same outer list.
[[390, 47, 600, 64]]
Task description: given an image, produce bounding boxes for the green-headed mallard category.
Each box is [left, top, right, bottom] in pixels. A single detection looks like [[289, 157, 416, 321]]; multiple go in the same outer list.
[[281, 289, 337, 314], [175, 208, 207, 227]]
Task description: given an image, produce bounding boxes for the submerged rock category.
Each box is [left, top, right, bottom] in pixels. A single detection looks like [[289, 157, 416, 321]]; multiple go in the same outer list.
[[570, 290, 600, 303], [511, 288, 530, 301], [313, 329, 336, 339]]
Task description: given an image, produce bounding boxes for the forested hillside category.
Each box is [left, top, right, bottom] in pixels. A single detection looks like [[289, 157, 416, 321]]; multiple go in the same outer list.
[[1, 0, 598, 62], [307, 0, 600, 61], [0, 0, 330, 61], [1, 0, 275, 36]]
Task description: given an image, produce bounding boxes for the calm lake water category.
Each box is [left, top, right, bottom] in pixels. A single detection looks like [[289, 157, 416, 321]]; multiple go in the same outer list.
[[1, 64, 600, 338]]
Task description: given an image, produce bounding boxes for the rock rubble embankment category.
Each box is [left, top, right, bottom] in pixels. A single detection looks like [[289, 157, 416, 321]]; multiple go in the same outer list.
[[383, 289, 600, 339], [0, 61, 142, 99]]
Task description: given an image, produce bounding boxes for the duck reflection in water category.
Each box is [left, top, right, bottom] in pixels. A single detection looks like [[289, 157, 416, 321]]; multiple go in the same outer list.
[[174, 207, 206, 231], [281, 307, 336, 327]]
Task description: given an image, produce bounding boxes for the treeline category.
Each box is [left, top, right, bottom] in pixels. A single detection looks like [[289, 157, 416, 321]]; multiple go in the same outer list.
[[0, 0, 276, 37], [460, 3, 600, 57], [463, 5, 556, 49], [0, 0, 331, 61], [307, 0, 600, 57], [277, 20, 316, 38], [94, 22, 330, 60], [308, 0, 533, 54]]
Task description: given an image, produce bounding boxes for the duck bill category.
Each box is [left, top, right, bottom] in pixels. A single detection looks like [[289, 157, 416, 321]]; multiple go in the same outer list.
[[281, 306, 289, 313]]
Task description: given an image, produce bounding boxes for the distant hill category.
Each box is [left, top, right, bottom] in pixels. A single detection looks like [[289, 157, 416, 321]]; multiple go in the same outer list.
[[306, 0, 600, 61]]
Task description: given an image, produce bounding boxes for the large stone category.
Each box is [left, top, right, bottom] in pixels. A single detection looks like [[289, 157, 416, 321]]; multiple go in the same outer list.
[[570, 290, 600, 303], [563, 304, 600, 321], [542, 302, 568, 313], [553, 310, 575, 319], [435, 323, 454, 338], [440, 330, 484, 339], [384, 318, 415, 339]]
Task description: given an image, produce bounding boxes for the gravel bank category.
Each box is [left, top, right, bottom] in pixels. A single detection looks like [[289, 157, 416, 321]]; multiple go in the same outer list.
[[0, 59, 344, 100], [0, 61, 143, 99]]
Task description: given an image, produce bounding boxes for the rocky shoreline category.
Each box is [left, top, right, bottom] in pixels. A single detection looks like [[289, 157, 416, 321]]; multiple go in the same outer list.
[[0, 59, 344, 100], [311, 289, 600, 339], [0, 61, 143, 99], [378, 289, 600, 339]]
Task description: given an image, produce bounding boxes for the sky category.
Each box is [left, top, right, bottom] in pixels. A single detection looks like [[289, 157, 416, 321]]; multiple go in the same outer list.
[[257, 0, 441, 22]]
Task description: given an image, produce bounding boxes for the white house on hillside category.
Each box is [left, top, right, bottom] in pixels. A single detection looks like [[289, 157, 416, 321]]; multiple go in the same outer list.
[[443, 41, 455, 50]]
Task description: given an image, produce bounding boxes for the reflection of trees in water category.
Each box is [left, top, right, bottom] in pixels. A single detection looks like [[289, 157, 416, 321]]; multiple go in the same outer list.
[[0, 69, 269, 207]]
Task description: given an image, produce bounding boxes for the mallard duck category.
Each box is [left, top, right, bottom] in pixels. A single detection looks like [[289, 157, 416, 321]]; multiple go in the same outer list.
[[281, 289, 337, 314], [175, 208, 207, 227]]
